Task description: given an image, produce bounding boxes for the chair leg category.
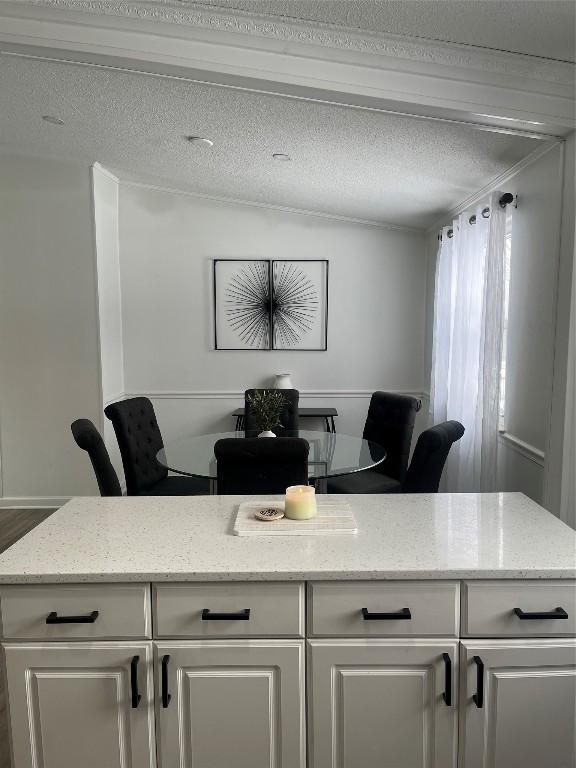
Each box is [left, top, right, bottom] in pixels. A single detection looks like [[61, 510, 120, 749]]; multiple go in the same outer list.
[[315, 477, 327, 494]]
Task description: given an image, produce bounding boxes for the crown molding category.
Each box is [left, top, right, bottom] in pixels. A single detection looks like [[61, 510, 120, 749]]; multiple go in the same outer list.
[[121, 178, 423, 234], [92, 161, 118, 183], [1, 1, 573, 132], [427, 139, 563, 233], [24, 0, 575, 87]]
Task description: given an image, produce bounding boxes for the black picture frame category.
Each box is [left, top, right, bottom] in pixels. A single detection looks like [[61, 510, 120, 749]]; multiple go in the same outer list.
[[213, 258, 329, 351]]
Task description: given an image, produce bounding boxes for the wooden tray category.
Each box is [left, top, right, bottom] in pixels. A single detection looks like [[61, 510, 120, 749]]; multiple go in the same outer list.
[[233, 500, 357, 536]]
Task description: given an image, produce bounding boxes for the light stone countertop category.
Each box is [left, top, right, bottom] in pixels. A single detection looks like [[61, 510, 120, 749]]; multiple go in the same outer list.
[[0, 493, 574, 583]]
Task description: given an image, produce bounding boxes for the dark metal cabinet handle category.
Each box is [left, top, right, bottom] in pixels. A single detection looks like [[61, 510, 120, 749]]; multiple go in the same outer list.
[[472, 656, 484, 709], [201, 608, 251, 621], [131, 656, 141, 709], [46, 610, 99, 625], [161, 655, 171, 708], [513, 607, 568, 620], [361, 607, 412, 621], [442, 653, 452, 707]]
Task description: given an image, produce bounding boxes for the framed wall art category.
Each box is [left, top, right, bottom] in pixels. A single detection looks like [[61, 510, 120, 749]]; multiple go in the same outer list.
[[213, 259, 329, 351]]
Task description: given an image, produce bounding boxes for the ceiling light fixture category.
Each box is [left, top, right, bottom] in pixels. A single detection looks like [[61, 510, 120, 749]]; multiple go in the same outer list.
[[186, 136, 214, 146], [272, 153, 292, 161], [42, 115, 65, 125]]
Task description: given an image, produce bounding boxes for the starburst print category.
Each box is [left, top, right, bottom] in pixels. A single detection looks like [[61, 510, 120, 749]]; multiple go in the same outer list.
[[224, 261, 318, 349]]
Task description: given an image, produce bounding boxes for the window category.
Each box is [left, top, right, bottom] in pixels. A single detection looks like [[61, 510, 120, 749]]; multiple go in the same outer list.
[[499, 209, 513, 430]]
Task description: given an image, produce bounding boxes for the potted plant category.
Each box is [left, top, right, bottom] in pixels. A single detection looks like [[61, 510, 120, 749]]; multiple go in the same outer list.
[[246, 390, 288, 437]]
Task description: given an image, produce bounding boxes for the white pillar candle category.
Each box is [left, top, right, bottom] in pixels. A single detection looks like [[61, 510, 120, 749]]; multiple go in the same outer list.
[[284, 485, 317, 520]]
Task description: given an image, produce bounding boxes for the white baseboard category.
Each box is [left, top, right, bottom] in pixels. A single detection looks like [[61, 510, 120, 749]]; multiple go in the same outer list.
[[0, 497, 69, 510]]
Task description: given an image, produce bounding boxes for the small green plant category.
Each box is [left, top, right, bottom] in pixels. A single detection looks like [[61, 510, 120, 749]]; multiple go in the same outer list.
[[247, 390, 288, 432]]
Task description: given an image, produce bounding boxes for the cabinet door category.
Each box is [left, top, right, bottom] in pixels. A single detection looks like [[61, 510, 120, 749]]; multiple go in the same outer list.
[[308, 639, 459, 768], [460, 640, 576, 768], [3, 641, 156, 768], [155, 640, 305, 768]]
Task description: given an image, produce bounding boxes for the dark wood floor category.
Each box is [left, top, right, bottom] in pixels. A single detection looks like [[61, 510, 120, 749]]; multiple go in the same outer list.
[[0, 509, 55, 768]]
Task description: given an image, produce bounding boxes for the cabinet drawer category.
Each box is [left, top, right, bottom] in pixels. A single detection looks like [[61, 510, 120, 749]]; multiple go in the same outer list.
[[0, 584, 151, 640], [463, 580, 576, 637], [154, 582, 305, 638], [308, 581, 459, 637]]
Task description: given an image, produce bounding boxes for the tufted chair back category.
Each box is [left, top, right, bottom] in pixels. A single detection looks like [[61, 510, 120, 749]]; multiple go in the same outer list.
[[244, 389, 299, 437], [215, 437, 309, 494], [402, 421, 465, 493], [104, 397, 167, 494], [71, 419, 122, 497], [362, 392, 421, 482]]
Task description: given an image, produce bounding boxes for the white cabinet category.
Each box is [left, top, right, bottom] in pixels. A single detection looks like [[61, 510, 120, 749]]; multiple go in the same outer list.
[[308, 581, 459, 638], [155, 639, 306, 768], [308, 639, 459, 768], [460, 640, 576, 768], [154, 582, 305, 639], [3, 641, 156, 768], [2, 580, 575, 768]]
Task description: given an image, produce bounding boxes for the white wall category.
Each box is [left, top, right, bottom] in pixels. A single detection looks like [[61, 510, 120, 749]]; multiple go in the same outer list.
[[0, 154, 102, 504], [503, 144, 564, 451], [496, 143, 564, 503], [92, 164, 123, 406], [92, 163, 124, 479], [118, 184, 428, 440], [543, 132, 575, 522], [2, 144, 566, 505]]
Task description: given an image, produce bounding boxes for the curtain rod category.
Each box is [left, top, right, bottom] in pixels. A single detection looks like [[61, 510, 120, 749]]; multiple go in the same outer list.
[[438, 192, 516, 240]]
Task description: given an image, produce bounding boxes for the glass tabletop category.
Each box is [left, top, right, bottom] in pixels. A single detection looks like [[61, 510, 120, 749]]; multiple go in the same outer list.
[[157, 431, 386, 481]]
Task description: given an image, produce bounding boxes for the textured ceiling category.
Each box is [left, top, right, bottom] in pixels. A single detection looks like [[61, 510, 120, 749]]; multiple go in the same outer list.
[[192, 0, 576, 62], [0, 56, 540, 228]]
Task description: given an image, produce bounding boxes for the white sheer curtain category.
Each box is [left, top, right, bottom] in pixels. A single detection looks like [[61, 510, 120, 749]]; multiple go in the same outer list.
[[430, 191, 507, 491]]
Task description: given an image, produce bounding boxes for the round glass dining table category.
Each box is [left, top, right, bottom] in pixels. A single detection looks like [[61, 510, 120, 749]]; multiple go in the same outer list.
[[157, 431, 386, 491]]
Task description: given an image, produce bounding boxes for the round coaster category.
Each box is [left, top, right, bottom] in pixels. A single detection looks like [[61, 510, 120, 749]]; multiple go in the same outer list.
[[254, 507, 285, 522]]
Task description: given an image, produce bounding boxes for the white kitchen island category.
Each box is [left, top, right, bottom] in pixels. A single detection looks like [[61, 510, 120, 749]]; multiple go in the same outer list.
[[0, 492, 574, 768]]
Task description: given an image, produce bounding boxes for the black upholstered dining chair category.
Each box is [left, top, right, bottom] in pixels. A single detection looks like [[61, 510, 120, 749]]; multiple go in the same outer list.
[[401, 420, 465, 493], [71, 419, 122, 497], [244, 389, 300, 437], [327, 391, 421, 493], [214, 437, 309, 494], [104, 397, 209, 496]]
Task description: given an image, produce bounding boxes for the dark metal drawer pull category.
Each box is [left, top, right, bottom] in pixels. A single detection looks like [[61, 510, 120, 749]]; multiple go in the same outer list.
[[472, 656, 484, 709], [201, 608, 251, 621], [131, 655, 141, 709], [161, 655, 171, 708], [442, 653, 452, 707], [513, 607, 568, 620], [46, 610, 99, 625], [361, 607, 412, 621]]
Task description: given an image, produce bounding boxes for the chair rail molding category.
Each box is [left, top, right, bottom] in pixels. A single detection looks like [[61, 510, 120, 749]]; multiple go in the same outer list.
[[498, 430, 545, 467], [125, 389, 429, 401], [0, 1, 573, 133]]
